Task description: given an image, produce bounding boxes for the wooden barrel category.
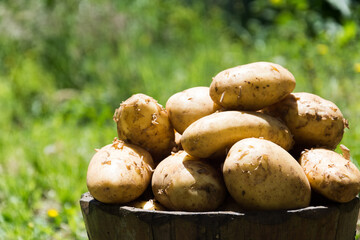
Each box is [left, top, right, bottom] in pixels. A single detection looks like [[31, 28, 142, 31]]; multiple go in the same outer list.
[[80, 192, 359, 240]]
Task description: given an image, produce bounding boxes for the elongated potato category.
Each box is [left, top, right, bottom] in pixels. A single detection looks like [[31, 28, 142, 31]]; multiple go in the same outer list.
[[262, 92, 347, 149], [87, 139, 154, 204], [223, 138, 311, 210], [113, 94, 175, 163], [152, 151, 226, 211], [299, 148, 360, 203], [181, 111, 294, 159], [210, 62, 296, 110], [166, 86, 222, 134]]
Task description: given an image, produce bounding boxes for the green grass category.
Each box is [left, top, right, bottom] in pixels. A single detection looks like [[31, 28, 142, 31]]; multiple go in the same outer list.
[[1, 0, 360, 239]]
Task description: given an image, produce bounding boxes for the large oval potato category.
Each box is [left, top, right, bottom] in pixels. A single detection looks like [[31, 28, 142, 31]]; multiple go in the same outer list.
[[181, 111, 294, 159], [262, 92, 347, 149], [152, 151, 226, 211], [299, 148, 360, 203], [223, 138, 311, 210], [210, 62, 296, 110], [113, 93, 175, 163], [87, 139, 154, 204], [166, 86, 222, 134]]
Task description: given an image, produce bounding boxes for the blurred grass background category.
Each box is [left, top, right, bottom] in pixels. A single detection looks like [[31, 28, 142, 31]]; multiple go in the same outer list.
[[0, 0, 360, 239]]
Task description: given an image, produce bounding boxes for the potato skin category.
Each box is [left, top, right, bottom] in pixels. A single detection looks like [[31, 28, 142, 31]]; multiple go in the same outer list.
[[262, 92, 347, 149], [181, 111, 294, 159], [166, 86, 222, 134], [299, 148, 360, 203], [172, 130, 183, 153], [151, 151, 226, 211], [210, 62, 296, 110], [113, 93, 175, 162], [223, 138, 311, 210], [86, 139, 154, 204], [128, 199, 166, 210]]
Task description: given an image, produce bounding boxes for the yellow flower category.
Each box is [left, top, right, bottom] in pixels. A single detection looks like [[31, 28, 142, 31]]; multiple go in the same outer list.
[[354, 63, 360, 73], [47, 208, 59, 218], [316, 44, 328, 55]]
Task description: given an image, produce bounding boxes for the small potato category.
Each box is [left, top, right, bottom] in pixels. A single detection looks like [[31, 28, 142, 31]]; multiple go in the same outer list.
[[128, 199, 166, 211], [223, 138, 311, 210], [299, 148, 360, 203], [166, 86, 222, 134], [113, 93, 175, 163], [152, 151, 226, 211], [86, 139, 154, 204], [262, 92, 347, 149], [172, 130, 183, 153], [210, 62, 296, 110], [181, 111, 294, 159]]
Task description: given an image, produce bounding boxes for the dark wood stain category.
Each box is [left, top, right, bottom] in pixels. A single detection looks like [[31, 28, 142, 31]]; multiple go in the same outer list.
[[80, 192, 359, 240]]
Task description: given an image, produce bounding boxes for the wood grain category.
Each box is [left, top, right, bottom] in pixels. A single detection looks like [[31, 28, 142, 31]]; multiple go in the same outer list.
[[80, 192, 360, 240]]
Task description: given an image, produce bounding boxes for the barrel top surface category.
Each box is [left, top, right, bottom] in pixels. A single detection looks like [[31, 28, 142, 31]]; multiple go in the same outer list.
[[80, 192, 360, 217]]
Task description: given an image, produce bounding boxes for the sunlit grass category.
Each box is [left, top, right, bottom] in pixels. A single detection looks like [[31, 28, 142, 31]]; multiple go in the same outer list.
[[0, 111, 116, 239]]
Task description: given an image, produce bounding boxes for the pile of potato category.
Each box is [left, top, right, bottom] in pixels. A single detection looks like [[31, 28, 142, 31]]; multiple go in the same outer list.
[[86, 61, 360, 212]]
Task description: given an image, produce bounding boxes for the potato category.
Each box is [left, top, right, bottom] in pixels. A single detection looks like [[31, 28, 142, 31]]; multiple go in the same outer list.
[[86, 139, 154, 204], [128, 199, 166, 210], [172, 130, 183, 153], [209, 62, 296, 110], [113, 93, 175, 163], [166, 86, 222, 134], [152, 151, 226, 211], [181, 111, 294, 159], [299, 148, 360, 203], [223, 138, 311, 210], [262, 92, 348, 149]]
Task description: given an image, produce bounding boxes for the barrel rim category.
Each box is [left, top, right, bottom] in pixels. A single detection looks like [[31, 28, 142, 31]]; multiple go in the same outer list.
[[80, 192, 359, 216]]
